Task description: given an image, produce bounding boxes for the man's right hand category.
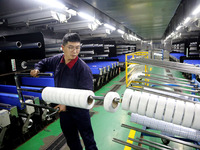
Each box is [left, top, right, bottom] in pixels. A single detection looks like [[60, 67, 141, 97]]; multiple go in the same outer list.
[[54, 104, 66, 113], [30, 69, 40, 77]]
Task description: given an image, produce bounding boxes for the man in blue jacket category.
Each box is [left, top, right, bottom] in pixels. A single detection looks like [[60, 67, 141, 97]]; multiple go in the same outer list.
[[30, 33, 98, 150]]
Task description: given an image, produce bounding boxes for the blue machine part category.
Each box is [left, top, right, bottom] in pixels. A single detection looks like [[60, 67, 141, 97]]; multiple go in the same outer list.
[[170, 53, 185, 60], [0, 93, 24, 110], [108, 54, 127, 62], [87, 61, 118, 71], [0, 84, 17, 93], [90, 68, 101, 75], [21, 77, 55, 87], [183, 60, 200, 66], [0, 84, 43, 100], [87, 62, 107, 70], [87, 64, 103, 75]]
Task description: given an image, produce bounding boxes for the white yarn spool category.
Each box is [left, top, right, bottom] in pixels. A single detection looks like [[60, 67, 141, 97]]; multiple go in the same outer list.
[[181, 102, 195, 128], [42, 87, 95, 109], [191, 104, 200, 130], [172, 100, 185, 125], [129, 91, 141, 113], [130, 113, 200, 141], [155, 96, 167, 120], [80, 90, 95, 109], [138, 92, 150, 115], [146, 94, 158, 118], [103, 91, 120, 113], [122, 89, 133, 110], [163, 98, 176, 122], [68, 90, 75, 106]]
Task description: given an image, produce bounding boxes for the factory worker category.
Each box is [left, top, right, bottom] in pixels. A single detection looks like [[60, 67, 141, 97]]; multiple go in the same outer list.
[[30, 33, 98, 150]]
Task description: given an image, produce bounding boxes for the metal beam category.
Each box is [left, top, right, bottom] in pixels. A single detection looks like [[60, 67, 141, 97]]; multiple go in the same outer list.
[[121, 124, 200, 149], [131, 82, 200, 100], [112, 138, 147, 150], [128, 58, 200, 75], [135, 137, 174, 150], [143, 72, 191, 83], [134, 79, 199, 93], [139, 75, 196, 89], [128, 137, 168, 150]]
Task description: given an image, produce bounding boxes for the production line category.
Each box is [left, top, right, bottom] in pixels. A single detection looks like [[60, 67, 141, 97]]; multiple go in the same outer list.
[[1, 45, 200, 149], [2, 58, 200, 149], [169, 53, 186, 62], [1, 0, 200, 149], [87, 61, 119, 89]]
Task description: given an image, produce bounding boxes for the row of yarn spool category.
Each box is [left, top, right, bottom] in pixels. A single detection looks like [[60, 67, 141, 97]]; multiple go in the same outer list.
[[130, 113, 200, 141], [122, 89, 200, 141], [42, 87, 121, 112]]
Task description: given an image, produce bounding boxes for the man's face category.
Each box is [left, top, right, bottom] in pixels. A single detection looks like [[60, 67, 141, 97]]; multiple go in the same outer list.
[[62, 41, 81, 61]]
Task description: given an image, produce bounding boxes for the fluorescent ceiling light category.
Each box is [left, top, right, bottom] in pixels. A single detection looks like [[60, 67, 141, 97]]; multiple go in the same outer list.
[[117, 29, 125, 34], [105, 29, 111, 34], [66, 9, 77, 16], [129, 34, 140, 41], [170, 32, 175, 36], [37, 0, 66, 9], [176, 25, 182, 31], [104, 23, 116, 30], [183, 17, 191, 24], [57, 13, 67, 22], [88, 22, 98, 31], [95, 19, 102, 25], [192, 5, 200, 15], [78, 12, 95, 21]]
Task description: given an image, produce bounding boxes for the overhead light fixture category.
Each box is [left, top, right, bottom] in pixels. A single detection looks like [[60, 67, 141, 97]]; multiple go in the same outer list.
[[57, 13, 67, 22], [192, 5, 200, 15], [37, 0, 66, 9], [88, 22, 98, 31], [95, 19, 102, 25], [117, 29, 125, 34], [105, 29, 111, 34], [176, 25, 182, 31], [78, 12, 95, 21], [66, 9, 77, 16], [104, 23, 116, 30], [183, 17, 191, 24]]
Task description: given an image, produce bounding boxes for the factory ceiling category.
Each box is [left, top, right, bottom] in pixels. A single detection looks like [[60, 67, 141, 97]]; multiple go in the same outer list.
[[1, 0, 200, 42], [84, 0, 182, 40]]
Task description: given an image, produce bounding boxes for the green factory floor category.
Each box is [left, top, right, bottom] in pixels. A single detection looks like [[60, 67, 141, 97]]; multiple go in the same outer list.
[[16, 67, 196, 150]]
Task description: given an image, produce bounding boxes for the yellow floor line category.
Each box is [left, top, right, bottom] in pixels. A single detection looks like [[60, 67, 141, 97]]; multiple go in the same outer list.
[[124, 129, 136, 150], [124, 67, 151, 150]]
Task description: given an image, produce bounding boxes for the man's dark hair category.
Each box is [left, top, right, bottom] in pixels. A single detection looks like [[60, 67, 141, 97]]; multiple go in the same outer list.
[[62, 33, 81, 46]]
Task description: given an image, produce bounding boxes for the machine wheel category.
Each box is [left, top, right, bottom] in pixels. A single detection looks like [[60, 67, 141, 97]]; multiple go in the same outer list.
[[161, 138, 170, 145]]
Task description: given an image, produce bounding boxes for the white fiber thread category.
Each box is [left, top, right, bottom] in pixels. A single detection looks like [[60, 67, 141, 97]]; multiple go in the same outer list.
[[103, 92, 120, 113], [181, 102, 195, 128], [191, 104, 200, 130], [146, 94, 158, 118], [129, 91, 141, 113], [42, 87, 95, 109], [155, 96, 167, 120], [163, 98, 176, 122], [130, 113, 200, 141], [138, 92, 150, 115], [172, 100, 185, 125], [122, 89, 133, 110]]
